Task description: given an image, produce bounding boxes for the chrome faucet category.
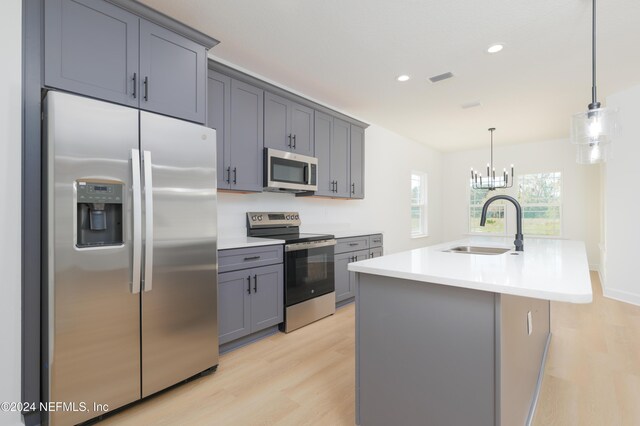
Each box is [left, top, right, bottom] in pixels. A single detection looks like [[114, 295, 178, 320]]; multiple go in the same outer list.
[[480, 195, 524, 251]]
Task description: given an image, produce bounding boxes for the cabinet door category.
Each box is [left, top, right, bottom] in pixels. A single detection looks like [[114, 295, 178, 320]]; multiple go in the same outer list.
[[230, 79, 264, 192], [139, 19, 206, 123], [370, 247, 383, 259], [207, 70, 231, 189], [350, 125, 365, 199], [250, 264, 284, 332], [334, 252, 354, 303], [218, 270, 252, 345], [291, 102, 314, 156], [332, 118, 351, 198], [44, 0, 139, 107], [264, 92, 292, 152], [314, 111, 334, 196]]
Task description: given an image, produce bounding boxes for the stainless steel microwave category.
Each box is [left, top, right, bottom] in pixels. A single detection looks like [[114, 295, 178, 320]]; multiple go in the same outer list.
[[264, 148, 318, 193]]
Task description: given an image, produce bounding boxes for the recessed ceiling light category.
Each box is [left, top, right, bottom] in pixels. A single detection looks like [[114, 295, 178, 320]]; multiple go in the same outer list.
[[487, 44, 504, 53], [396, 75, 410, 82]]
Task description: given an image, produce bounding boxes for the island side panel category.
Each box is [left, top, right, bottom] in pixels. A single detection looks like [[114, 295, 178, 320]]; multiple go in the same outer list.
[[356, 273, 496, 426], [498, 294, 550, 426]]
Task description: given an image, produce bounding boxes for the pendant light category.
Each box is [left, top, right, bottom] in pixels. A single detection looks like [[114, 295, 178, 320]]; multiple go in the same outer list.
[[570, 0, 617, 164], [470, 128, 514, 191]]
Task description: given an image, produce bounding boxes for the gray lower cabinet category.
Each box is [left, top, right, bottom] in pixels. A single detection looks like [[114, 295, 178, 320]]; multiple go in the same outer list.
[[218, 263, 283, 345], [45, 0, 208, 123], [370, 247, 383, 258], [314, 112, 364, 199], [208, 74, 264, 191], [335, 249, 369, 303], [264, 92, 314, 157], [335, 235, 381, 304]]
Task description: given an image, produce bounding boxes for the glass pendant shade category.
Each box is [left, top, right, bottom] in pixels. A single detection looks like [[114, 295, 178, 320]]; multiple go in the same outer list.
[[575, 139, 611, 164], [571, 107, 616, 164]]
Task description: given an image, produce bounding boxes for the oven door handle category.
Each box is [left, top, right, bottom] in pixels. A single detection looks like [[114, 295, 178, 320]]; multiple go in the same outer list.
[[285, 239, 336, 252]]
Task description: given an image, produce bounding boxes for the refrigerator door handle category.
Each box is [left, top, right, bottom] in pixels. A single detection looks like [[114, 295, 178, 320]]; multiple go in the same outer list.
[[131, 149, 142, 294], [143, 150, 154, 292]]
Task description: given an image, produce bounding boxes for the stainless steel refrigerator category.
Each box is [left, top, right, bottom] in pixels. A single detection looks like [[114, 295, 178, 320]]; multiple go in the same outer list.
[[42, 91, 219, 426]]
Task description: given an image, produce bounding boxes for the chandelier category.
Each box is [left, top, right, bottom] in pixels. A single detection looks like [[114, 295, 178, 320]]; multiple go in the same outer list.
[[470, 128, 514, 191]]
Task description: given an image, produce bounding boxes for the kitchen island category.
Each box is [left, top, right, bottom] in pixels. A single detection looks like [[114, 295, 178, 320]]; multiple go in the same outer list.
[[348, 237, 592, 426]]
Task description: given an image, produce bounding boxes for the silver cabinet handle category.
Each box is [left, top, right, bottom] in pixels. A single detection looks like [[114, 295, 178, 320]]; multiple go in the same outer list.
[[143, 150, 154, 292], [131, 149, 142, 294]]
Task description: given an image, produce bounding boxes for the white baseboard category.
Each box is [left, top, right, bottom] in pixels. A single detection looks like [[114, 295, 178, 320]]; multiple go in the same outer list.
[[603, 287, 640, 307]]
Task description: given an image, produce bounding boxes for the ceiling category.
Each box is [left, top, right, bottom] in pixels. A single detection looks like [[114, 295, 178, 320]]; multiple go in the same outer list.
[[141, 0, 640, 152]]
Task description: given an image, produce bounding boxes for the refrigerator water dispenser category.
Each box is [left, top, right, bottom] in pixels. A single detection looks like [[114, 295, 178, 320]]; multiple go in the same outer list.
[[76, 181, 124, 247]]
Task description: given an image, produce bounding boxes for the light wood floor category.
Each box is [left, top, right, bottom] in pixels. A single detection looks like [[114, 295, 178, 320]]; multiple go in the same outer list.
[[104, 272, 640, 425]]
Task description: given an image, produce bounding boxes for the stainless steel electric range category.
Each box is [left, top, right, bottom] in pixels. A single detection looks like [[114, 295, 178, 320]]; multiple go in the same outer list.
[[247, 212, 336, 332]]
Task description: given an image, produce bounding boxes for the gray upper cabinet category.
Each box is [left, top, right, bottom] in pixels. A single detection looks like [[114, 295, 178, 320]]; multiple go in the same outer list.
[[229, 79, 264, 192], [314, 112, 334, 196], [45, 0, 209, 124], [314, 112, 351, 198], [350, 125, 365, 199], [208, 74, 263, 191], [207, 70, 231, 189], [333, 119, 352, 197], [264, 92, 314, 156], [291, 103, 314, 156], [44, 0, 139, 107], [139, 20, 207, 124]]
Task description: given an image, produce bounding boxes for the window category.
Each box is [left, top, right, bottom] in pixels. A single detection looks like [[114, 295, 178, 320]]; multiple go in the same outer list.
[[411, 172, 428, 237], [517, 172, 562, 236], [467, 172, 562, 237], [469, 186, 507, 234]]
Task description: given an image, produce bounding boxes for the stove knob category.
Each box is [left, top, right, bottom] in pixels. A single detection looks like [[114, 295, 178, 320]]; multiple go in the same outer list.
[[258, 215, 263, 221], [286, 215, 291, 220], [251, 215, 257, 221], [295, 215, 299, 219]]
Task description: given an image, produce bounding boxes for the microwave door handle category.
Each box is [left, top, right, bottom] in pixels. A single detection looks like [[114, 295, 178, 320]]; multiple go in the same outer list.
[[304, 165, 309, 184], [143, 150, 154, 292], [131, 149, 142, 294]]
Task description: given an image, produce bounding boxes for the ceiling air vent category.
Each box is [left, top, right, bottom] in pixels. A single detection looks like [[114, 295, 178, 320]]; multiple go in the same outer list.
[[461, 101, 482, 109], [429, 72, 454, 83]]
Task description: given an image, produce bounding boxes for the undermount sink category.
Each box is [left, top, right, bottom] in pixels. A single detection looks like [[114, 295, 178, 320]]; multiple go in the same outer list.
[[443, 246, 511, 255]]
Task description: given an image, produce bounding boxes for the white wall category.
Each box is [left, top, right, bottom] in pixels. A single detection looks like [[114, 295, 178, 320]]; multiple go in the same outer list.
[[218, 123, 443, 254], [0, 0, 23, 425], [602, 84, 640, 305], [441, 139, 601, 267]]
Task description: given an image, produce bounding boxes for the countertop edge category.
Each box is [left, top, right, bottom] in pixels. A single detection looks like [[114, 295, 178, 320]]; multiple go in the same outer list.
[[349, 264, 593, 303]]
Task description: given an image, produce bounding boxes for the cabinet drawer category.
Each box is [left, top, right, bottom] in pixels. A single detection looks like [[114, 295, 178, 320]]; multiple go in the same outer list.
[[335, 236, 369, 254], [218, 245, 283, 273], [369, 234, 383, 248]]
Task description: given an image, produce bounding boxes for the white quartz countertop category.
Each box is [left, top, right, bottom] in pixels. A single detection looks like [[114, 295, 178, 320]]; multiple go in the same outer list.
[[348, 236, 592, 303], [218, 236, 284, 250]]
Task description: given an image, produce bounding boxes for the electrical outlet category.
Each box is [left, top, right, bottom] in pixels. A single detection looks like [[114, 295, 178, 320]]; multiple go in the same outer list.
[[527, 311, 533, 335]]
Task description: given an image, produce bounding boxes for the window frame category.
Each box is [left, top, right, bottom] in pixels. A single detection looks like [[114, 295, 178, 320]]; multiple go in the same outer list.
[[410, 171, 428, 238]]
